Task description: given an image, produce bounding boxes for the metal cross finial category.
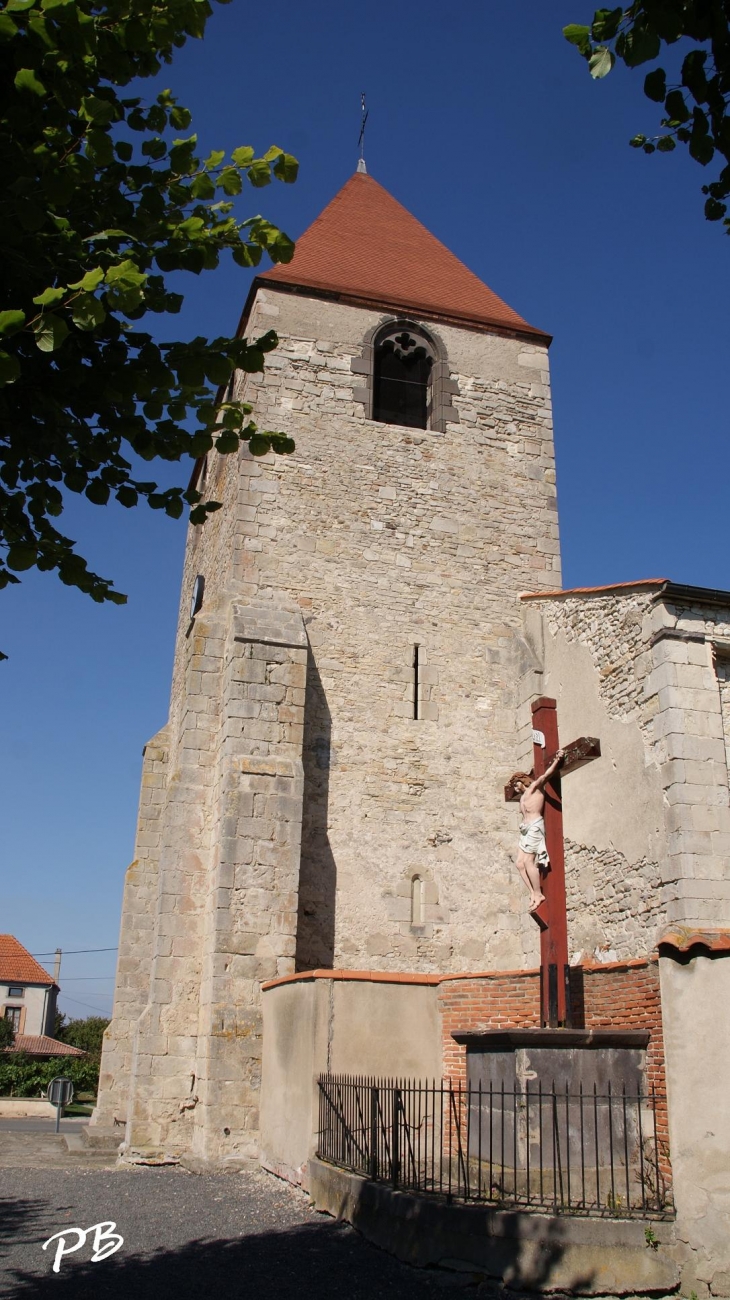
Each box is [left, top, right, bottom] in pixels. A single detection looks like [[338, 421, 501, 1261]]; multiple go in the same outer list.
[[357, 93, 368, 173]]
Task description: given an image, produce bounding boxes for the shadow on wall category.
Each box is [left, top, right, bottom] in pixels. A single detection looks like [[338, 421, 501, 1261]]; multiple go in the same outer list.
[[313, 1168, 597, 1296], [569, 965, 586, 1027], [296, 650, 337, 971]]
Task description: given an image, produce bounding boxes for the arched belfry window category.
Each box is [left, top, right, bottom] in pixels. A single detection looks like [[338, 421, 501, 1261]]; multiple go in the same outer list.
[[351, 318, 459, 433], [373, 328, 433, 429]]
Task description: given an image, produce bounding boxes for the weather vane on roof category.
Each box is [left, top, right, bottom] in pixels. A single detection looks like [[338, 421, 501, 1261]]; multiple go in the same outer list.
[[357, 93, 368, 174]]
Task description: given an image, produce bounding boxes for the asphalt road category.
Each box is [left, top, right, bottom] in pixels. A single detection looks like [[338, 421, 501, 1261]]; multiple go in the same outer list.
[[0, 1166, 467, 1300], [0, 1118, 87, 1134]]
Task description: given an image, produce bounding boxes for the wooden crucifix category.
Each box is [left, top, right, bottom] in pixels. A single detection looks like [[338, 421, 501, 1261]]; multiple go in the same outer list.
[[505, 697, 601, 1029]]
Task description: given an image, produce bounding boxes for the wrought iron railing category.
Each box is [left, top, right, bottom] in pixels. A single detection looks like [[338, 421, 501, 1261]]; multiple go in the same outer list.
[[317, 1074, 673, 1218]]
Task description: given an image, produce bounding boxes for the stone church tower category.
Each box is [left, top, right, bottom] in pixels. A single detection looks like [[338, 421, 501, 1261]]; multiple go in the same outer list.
[[95, 170, 561, 1163]]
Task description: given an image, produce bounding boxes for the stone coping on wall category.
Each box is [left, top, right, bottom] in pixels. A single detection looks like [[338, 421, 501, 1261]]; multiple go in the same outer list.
[[451, 1028, 651, 1049], [261, 968, 444, 990], [519, 578, 668, 601], [519, 576, 730, 607], [261, 957, 657, 993]]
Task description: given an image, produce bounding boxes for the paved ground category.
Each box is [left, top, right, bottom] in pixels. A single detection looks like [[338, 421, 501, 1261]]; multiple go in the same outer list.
[[0, 1165, 471, 1299], [0, 1137, 676, 1300]]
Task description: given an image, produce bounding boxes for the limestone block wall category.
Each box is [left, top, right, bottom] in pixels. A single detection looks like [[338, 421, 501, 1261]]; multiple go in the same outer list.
[[190, 603, 307, 1165], [99, 391, 254, 1148], [220, 286, 562, 975], [120, 598, 228, 1156], [646, 595, 730, 927], [94, 726, 169, 1127], [98, 277, 567, 1158], [95, 590, 307, 1159]]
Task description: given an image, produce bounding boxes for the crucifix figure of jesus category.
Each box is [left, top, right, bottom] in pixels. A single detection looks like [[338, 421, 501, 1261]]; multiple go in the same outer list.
[[505, 697, 601, 1028], [512, 749, 565, 912]]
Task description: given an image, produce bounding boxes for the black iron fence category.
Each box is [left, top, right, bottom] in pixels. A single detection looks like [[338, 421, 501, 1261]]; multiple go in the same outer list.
[[317, 1074, 673, 1218]]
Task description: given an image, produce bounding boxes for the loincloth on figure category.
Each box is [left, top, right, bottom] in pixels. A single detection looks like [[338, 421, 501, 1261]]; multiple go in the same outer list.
[[518, 816, 550, 871]]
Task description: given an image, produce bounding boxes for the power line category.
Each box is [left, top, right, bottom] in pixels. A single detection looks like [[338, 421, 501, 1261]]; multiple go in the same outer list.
[[31, 947, 118, 957], [59, 993, 113, 1015], [59, 976, 116, 981]]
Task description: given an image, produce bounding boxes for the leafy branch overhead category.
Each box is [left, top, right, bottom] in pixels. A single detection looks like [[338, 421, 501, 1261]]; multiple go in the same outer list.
[[0, 0, 298, 638], [564, 3, 730, 230]]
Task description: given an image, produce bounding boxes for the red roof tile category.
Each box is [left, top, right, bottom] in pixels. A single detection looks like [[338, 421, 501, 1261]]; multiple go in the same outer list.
[[0, 935, 55, 986], [4, 1035, 85, 1057], [658, 926, 730, 956], [259, 171, 549, 341]]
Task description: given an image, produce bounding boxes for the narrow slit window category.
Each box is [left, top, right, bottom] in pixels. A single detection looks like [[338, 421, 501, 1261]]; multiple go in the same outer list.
[[411, 876, 425, 926], [413, 644, 419, 720]]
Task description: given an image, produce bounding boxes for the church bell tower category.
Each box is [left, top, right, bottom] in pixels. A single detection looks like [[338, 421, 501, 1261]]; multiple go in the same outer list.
[[94, 170, 561, 1165]]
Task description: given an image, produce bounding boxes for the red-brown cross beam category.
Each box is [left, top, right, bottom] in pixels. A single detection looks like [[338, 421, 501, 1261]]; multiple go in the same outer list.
[[504, 697, 601, 1029]]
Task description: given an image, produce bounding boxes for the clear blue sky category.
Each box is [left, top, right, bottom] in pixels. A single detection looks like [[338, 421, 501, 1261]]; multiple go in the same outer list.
[[2, 2, 727, 1018]]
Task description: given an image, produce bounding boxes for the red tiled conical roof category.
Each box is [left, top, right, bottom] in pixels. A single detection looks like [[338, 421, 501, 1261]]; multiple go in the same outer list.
[[259, 171, 549, 341]]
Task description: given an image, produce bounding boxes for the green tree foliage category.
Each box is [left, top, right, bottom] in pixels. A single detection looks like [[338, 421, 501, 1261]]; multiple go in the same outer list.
[[57, 1015, 109, 1055], [0, 0, 298, 648], [564, 3, 730, 230], [0, 1050, 100, 1097], [0, 1017, 15, 1049]]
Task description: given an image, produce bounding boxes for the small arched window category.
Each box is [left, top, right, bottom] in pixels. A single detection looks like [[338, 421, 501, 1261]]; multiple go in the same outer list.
[[373, 328, 434, 429], [411, 875, 425, 926]]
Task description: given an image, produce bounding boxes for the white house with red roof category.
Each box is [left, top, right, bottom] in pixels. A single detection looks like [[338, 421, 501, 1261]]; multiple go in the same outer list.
[[0, 934, 83, 1057]]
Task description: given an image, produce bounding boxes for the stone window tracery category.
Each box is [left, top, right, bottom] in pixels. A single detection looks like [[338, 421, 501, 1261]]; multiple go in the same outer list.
[[373, 330, 433, 429], [351, 318, 459, 433]]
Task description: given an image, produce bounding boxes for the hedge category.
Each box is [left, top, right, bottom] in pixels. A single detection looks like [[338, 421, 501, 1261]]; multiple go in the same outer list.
[[0, 1052, 99, 1098]]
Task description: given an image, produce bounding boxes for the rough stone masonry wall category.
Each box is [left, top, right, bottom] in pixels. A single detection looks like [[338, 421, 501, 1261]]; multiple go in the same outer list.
[[520, 586, 730, 943], [223, 286, 562, 976], [563, 839, 665, 963], [518, 590, 668, 960], [536, 590, 656, 729]]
